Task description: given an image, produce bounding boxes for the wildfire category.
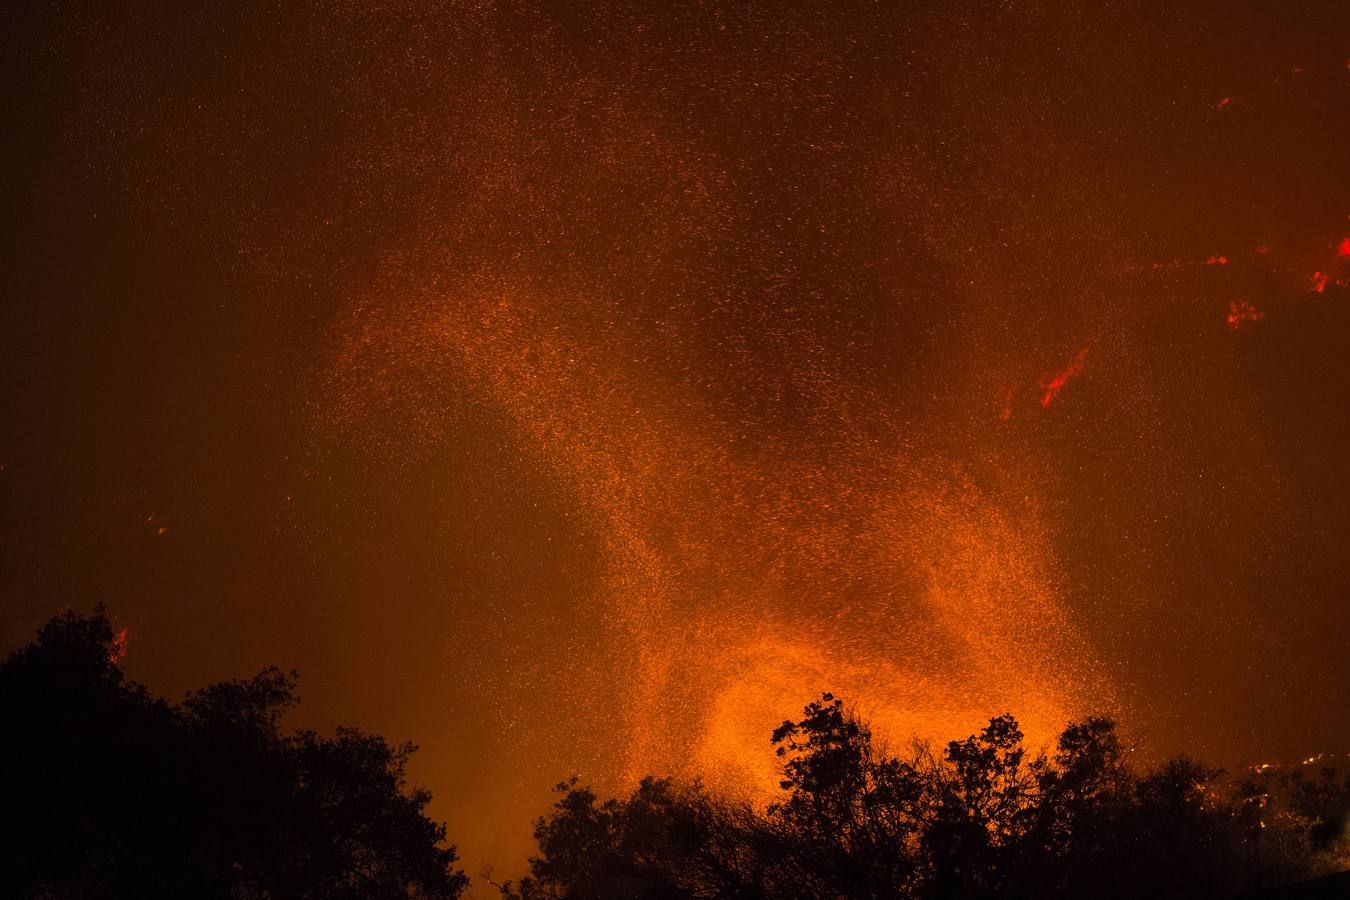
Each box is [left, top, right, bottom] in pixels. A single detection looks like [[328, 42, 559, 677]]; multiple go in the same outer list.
[[1226, 300, 1264, 330], [109, 628, 128, 664], [1041, 348, 1089, 408]]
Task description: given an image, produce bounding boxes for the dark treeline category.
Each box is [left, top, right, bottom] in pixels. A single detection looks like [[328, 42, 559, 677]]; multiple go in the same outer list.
[[2, 610, 1347, 899], [500, 701, 1349, 900], [0, 608, 467, 899]]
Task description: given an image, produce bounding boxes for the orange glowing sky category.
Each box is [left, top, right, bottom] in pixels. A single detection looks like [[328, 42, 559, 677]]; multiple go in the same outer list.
[[3, 0, 1349, 882]]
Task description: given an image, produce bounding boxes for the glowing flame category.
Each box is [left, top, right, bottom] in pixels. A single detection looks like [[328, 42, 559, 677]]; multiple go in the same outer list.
[[1226, 300, 1264, 330], [1337, 237, 1350, 257], [1205, 255, 1229, 266], [1215, 96, 1232, 110], [1040, 347, 1089, 408], [109, 628, 128, 664]]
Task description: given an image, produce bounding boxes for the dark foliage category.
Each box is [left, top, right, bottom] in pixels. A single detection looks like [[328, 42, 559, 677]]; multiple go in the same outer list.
[[0, 607, 468, 899], [6, 608, 1344, 899], [502, 695, 1349, 900]]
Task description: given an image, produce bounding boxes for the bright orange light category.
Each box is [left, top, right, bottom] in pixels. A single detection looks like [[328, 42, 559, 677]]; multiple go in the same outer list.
[[319, 279, 1109, 803]]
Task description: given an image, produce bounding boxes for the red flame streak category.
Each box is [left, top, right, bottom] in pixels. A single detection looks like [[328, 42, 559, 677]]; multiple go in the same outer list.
[[1311, 272, 1327, 293], [1337, 237, 1350, 257], [1205, 255, 1229, 266], [1226, 300, 1264, 330], [1041, 347, 1089, 408], [1216, 96, 1232, 110], [109, 628, 128, 664]]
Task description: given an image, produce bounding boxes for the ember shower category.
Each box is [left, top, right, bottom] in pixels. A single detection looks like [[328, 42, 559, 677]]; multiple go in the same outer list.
[[4, 0, 1349, 875]]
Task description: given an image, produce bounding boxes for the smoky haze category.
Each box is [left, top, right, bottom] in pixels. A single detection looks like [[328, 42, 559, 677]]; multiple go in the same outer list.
[[3, 0, 1348, 876]]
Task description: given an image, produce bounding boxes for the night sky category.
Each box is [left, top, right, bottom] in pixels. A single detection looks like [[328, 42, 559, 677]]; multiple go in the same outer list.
[[4, 0, 1349, 878]]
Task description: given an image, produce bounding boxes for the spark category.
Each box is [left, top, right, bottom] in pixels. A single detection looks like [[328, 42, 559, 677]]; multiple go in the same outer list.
[[319, 276, 1107, 798]]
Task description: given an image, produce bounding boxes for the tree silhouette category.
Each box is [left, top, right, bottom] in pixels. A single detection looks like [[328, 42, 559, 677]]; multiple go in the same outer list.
[[505, 694, 1349, 899], [8, 609, 1343, 898], [500, 776, 779, 900], [768, 693, 928, 897], [0, 606, 467, 899]]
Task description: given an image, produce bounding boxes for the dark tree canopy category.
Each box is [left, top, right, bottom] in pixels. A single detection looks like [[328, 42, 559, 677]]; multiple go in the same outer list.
[[0, 607, 468, 899], [502, 695, 1350, 900], [5, 609, 1346, 899]]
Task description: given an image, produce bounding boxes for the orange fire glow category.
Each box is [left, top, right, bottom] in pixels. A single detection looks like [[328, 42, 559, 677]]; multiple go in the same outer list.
[[320, 277, 1107, 799]]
